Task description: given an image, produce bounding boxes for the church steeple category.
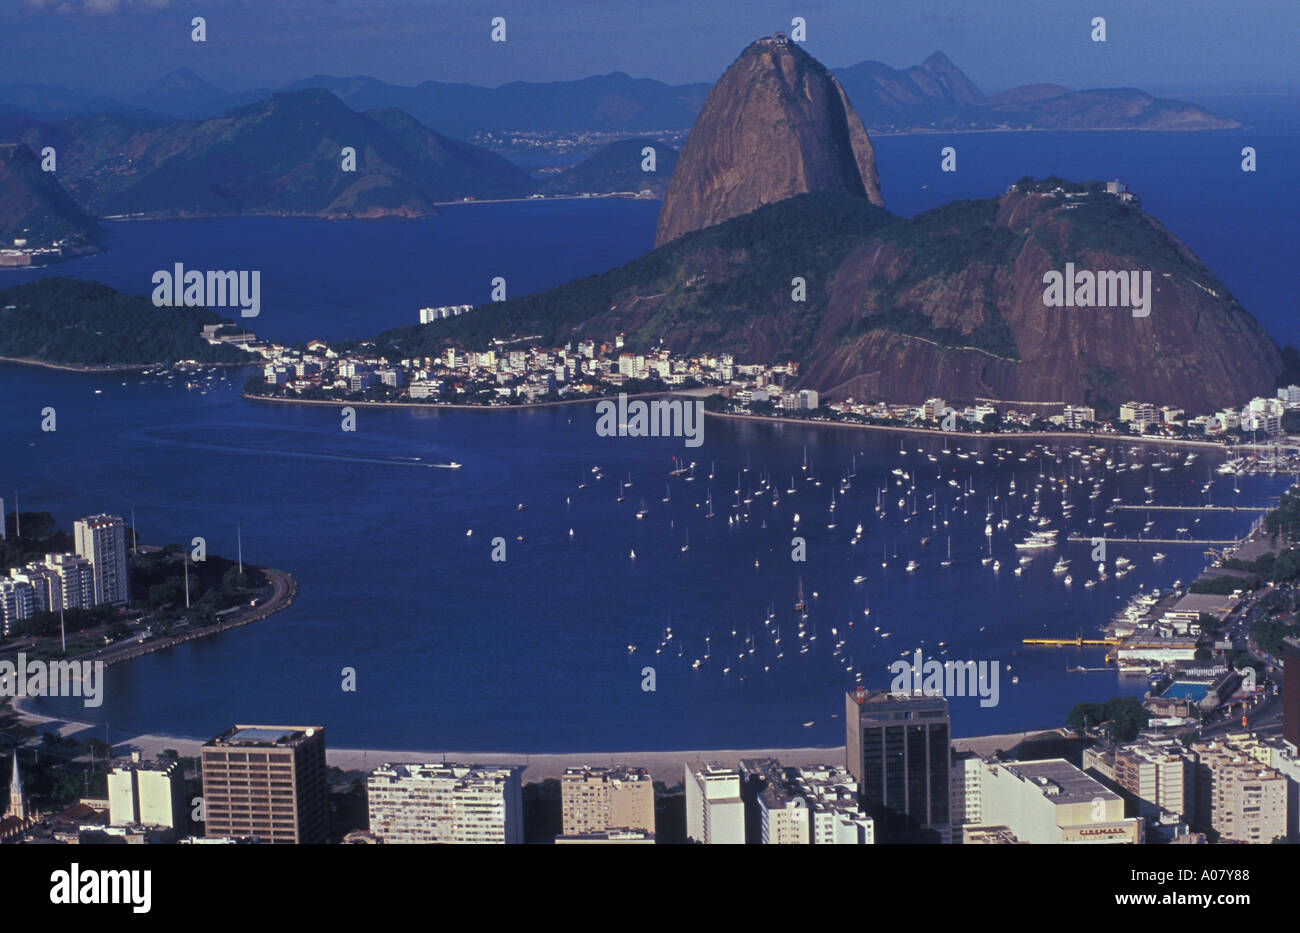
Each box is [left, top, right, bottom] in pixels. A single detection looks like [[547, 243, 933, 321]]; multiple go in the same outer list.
[[5, 754, 26, 823]]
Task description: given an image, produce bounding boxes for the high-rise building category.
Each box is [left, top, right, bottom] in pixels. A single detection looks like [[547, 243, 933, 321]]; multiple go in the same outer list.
[[108, 755, 188, 830], [684, 762, 745, 844], [845, 687, 951, 843], [366, 763, 523, 844], [559, 765, 654, 838], [950, 750, 985, 837], [0, 579, 33, 636], [73, 514, 129, 606], [1284, 637, 1300, 752], [201, 725, 328, 844], [7, 565, 55, 613], [42, 553, 95, 610], [1190, 740, 1287, 843]]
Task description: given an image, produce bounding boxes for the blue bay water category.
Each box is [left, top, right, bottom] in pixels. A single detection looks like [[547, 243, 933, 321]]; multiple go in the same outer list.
[[4, 124, 1296, 752]]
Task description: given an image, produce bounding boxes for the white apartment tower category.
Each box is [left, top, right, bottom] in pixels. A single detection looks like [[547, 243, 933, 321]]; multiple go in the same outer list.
[[74, 514, 129, 606], [108, 757, 188, 830], [684, 762, 745, 844]]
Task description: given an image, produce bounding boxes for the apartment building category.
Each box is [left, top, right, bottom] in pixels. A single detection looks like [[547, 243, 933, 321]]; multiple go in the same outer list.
[[559, 765, 654, 838], [367, 763, 523, 844], [684, 762, 744, 844], [73, 514, 129, 606], [1190, 741, 1287, 843]]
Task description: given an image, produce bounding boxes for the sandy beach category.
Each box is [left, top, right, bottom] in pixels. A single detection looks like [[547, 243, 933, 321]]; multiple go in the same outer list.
[[12, 699, 1053, 783]]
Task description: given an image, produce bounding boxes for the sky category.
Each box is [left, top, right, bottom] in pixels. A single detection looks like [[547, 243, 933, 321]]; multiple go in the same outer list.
[[2, 0, 1296, 97]]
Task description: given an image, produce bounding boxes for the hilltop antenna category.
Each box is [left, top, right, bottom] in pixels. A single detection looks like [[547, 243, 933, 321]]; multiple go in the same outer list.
[[130, 506, 137, 553], [237, 521, 243, 576], [13, 491, 18, 538], [183, 549, 190, 609]]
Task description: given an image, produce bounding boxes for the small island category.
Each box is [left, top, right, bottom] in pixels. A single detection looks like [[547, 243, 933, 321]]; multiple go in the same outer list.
[[0, 278, 251, 370]]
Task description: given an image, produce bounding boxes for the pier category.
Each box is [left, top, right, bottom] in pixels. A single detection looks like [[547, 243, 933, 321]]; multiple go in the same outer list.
[[1022, 637, 1121, 647], [1106, 504, 1270, 514], [1066, 533, 1240, 545]]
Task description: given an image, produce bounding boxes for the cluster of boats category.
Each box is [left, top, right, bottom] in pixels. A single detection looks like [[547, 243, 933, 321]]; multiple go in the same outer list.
[[596, 435, 1261, 684]]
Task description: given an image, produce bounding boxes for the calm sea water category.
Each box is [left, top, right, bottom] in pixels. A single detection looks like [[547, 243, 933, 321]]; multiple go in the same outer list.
[[6, 124, 1297, 752]]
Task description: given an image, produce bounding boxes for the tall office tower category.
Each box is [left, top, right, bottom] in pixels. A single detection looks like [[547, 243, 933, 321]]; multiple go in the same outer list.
[[559, 765, 654, 837], [366, 763, 523, 844], [73, 514, 129, 606], [684, 762, 745, 844], [108, 755, 188, 830], [201, 725, 328, 844], [1284, 637, 1300, 752], [0, 497, 5, 539], [845, 687, 952, 843]]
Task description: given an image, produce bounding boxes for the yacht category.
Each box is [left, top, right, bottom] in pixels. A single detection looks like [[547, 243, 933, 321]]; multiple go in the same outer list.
[[1014, 529, 1059, 550]]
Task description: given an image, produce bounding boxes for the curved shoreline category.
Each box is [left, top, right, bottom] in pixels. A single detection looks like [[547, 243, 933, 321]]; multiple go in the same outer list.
[[243, 389, 1240, 453], [706, 410, 1236, 452], [0, 355, 249, 374], [240, 387, 712, 411], [9, 567, 297, 715]]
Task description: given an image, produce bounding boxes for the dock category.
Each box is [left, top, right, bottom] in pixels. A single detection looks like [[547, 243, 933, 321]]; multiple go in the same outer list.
[[1023, 637, 1121, 647], [1106, 504, 1270, 514], [1066, 534, 1240, 546]]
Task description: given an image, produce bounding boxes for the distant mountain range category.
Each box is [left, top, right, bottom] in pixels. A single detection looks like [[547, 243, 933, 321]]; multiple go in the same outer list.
[[0, 53, 1240, 135], [12, 89, 538, 219], [3, 94, 679, 223], [834, 51, 1241, 132]]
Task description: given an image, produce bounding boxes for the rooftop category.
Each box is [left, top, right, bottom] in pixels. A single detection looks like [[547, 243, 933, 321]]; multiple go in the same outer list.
[[205, 724, 323, 748], [997, 758, 1121, 806]]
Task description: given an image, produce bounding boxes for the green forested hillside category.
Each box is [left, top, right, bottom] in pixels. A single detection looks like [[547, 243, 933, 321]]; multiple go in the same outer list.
[[0, 277, 247, 366]]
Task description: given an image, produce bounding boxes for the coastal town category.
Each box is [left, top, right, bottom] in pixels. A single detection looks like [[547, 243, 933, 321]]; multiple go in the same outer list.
[[233, 316, 1300, 459]]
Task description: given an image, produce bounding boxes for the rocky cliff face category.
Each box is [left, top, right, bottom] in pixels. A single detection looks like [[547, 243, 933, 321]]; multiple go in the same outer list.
[[655, 37, 883, 246], [798, 187, 1281, 414]]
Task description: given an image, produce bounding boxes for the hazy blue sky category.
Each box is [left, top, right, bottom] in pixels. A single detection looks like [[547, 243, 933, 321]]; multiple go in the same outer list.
[[3, 0, 1295, 95]]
